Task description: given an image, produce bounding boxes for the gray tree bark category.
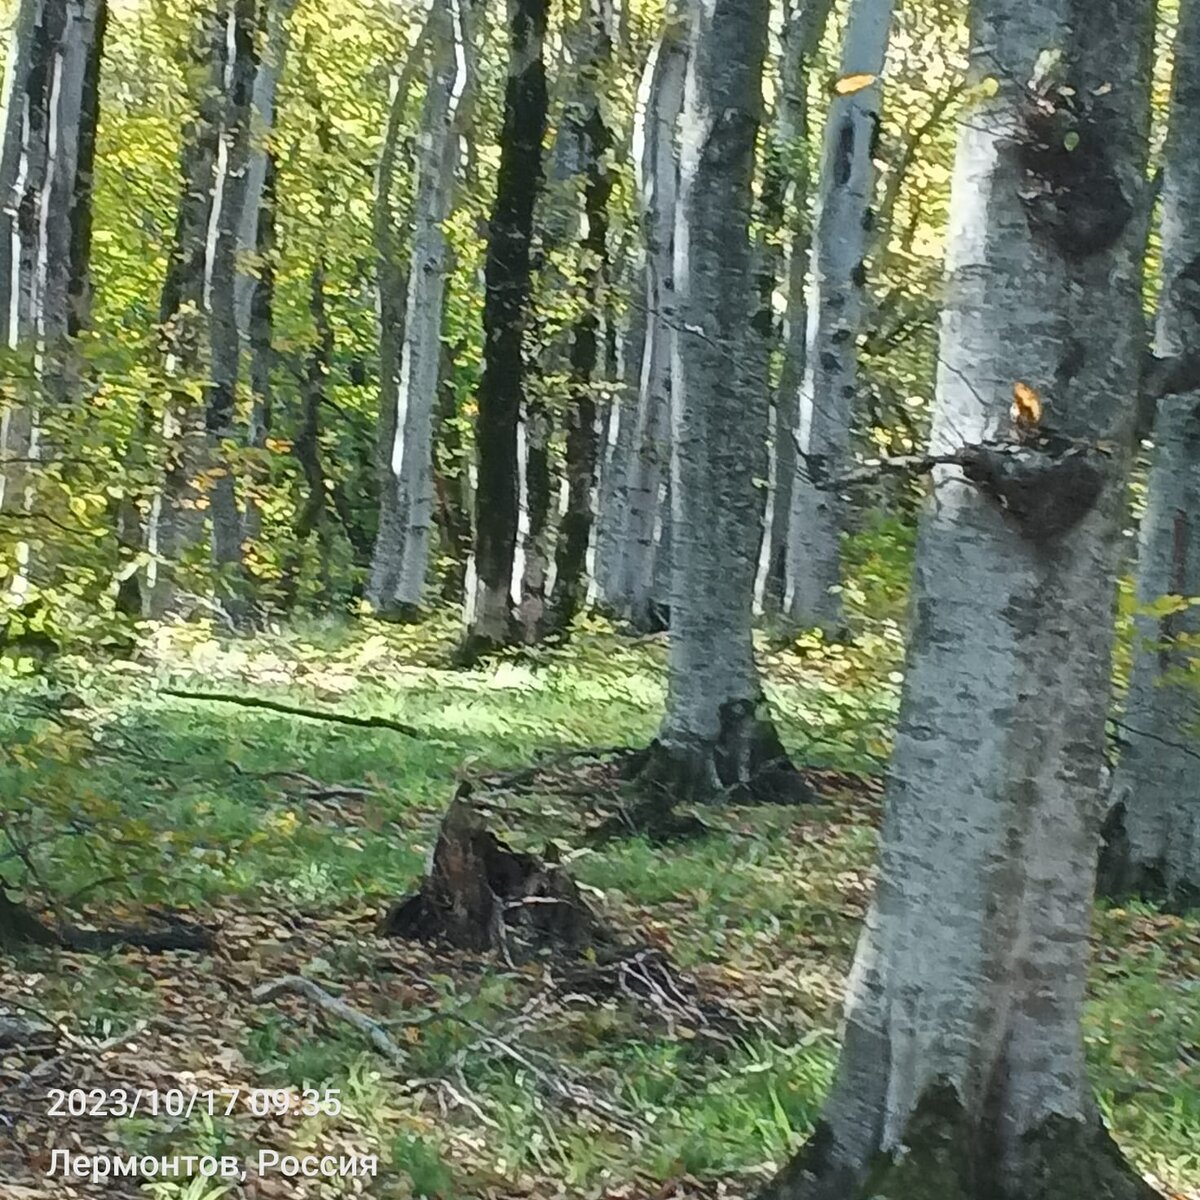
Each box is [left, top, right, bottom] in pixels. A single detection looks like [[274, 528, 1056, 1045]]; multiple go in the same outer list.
[[752, 0, 834, 614], [146, 1, 237, 615], [206, 0, 260, 604], [368, 0, 471, 617], [783, 0, 892, 634], [1098, 0, 1200, 910], [638, 0, 806, 805], [236, 0, 297, 545], [0, 0, 107, 589], [761, 0, 1160, 1194], [608, 9, 685, 630], [369, 22, 431, 619], [233, 0, 296, 338]]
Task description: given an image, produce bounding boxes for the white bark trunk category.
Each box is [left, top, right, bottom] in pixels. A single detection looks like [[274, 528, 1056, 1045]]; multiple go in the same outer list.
[[368, 0, 470, 615], [643, 0, 805, 804], [0, 0, 104, 571], [233, 0, 297, 338], [590, 299, 641, 602], [612, 12, 684, 629], [753, 0, 833, 613], [1101, 0, 1200, 908], [765, 0, 1157, 1192], [207, 0, 259, 591], [783, 0, 892, 634], [369, 26, 430, 617]]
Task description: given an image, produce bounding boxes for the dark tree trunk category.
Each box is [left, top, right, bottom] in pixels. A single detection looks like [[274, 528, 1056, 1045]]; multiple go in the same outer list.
[[280, 256, 335, 608], [244, 151, 278, 546], [149, 4, 230, 615], [548, 1, 614, 635], [435, 338, 473, 604], [461, 0, 549, 659], [67, 0, 107, 339]]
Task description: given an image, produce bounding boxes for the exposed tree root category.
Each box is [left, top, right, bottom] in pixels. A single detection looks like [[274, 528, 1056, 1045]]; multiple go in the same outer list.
[[0, 890, 215, 953], [1096, 800, 1200, 912], [628, 700, 816, 811], [379, 787, 605, 959]]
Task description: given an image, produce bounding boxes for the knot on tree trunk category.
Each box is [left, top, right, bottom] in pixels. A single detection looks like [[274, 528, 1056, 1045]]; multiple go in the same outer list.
[[1013, 77, 1133, 260], [959, 437, 1108, 541]]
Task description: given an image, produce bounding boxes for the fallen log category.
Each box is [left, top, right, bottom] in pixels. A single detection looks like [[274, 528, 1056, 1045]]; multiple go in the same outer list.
[[0, 890, 215, 953]]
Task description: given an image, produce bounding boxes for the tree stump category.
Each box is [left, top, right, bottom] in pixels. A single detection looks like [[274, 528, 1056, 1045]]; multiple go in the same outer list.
[[379, 787, 602, 958]]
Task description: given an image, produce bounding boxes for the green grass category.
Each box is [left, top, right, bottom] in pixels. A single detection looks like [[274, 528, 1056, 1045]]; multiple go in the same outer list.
[[0, 611, 1196, 1198]]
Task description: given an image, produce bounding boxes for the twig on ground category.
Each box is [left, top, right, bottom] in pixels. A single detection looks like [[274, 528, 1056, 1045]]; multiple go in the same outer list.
[[160, 688, 421, 738], [252, 975, 406, 1062]]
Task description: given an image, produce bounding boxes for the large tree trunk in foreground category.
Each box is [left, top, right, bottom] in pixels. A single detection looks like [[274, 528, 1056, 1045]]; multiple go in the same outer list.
[[783, 0, 892, 635], [762, 0, 1157, 1195], [461, 0, 548, 658], [608, 13, 685, 631], [368, 0, 471, 618], [1099, 0, 1200, 910], [639, 0, 806, 806]]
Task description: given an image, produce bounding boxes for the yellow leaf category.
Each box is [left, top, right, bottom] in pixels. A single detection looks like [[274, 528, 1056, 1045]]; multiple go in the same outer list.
[[834, 72, 877, 96], [1011, 381, 1043, 429]]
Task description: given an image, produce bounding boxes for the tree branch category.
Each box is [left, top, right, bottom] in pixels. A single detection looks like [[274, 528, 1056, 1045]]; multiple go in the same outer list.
[[160, 688, 422, 737], [252, 975, 405, 1061]]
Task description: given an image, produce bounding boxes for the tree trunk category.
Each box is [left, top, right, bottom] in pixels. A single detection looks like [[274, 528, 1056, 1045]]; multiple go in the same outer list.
[[640, 0, 806, 805], [610, 11, 685, 631], [369, 26, 429, 618], [368, 0, 471, 618], [461, 0, 548, 658], [591, 285, 644, 605], [234, 0, 296, 338], [0, 0, 107, 587], [1098, 0, 1200, 910], [206, 0, 260, 610], [547, 0, 614, 634], [238, 0, 297, 545], [783, 0, 892, 635], [242, 150, 277, 547], [515, 396, 552, 637], [147, 3, 230, 615], [752, 0, 833, 614], [434, 336, 473, 603], [761, 0, 1158, 1193], [280, 255, 335, 609]]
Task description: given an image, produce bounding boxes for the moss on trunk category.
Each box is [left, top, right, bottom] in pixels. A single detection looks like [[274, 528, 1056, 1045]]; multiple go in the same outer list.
[[760, 1082, 1161, 1200]]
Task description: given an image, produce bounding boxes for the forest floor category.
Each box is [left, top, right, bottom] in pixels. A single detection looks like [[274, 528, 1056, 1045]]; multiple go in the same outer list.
[[1, 611, 1198, 1200]]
